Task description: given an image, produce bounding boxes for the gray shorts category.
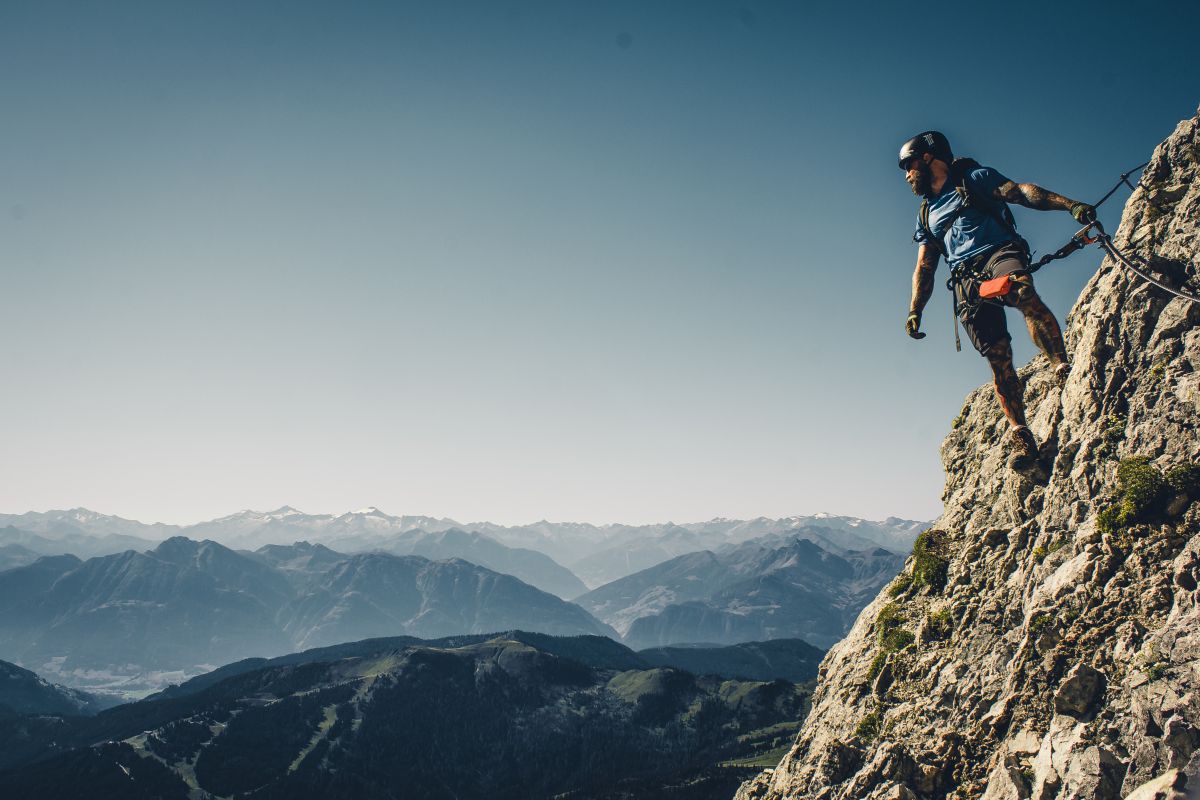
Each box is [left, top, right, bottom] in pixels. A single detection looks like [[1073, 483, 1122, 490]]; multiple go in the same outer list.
[[954, 244, 1029, 357]]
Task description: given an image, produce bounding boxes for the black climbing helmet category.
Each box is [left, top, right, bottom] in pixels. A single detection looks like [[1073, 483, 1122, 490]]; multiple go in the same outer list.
[[899, 131, 953, 170]]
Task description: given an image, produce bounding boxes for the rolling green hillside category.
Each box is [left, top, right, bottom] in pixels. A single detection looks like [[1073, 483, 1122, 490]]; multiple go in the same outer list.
[[0, 634, 813, 799]]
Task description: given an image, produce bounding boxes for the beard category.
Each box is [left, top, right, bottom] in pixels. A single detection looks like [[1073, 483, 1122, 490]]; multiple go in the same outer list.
[[907, 163, 933, 197]]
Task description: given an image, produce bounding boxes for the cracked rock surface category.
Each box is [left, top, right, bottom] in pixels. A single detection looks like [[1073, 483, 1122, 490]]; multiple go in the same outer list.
[[735, 109, 1200, 800]]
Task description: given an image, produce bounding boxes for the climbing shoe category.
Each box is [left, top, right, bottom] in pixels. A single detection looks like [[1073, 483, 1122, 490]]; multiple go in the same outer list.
[[1008, 426, 1048, 482], [1052, 362, 1071, 385]]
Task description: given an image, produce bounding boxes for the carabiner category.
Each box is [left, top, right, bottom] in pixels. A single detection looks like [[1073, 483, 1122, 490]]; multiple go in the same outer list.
[[1072, 220, 1102, 246]]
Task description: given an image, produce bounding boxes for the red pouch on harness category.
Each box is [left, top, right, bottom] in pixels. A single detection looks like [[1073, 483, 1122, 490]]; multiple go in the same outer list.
[[979, 274, 1014, 299]]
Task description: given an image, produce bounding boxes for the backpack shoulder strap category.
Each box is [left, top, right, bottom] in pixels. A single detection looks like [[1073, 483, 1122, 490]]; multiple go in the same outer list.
[[950, 158, 983, 204], [918, 199, 945, 256]]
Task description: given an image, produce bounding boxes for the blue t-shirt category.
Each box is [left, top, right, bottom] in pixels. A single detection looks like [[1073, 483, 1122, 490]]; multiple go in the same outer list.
[[913, 166, 1016, 266]]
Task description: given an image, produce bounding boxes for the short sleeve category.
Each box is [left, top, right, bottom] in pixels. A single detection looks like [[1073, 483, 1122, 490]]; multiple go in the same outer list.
[[966, 166, 1011, 198], [913, 218, 929, 245]]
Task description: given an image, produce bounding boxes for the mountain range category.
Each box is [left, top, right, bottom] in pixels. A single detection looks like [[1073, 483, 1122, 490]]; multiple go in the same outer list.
[[578, 536, 905, 650], [0, 525, 903, 698], [0, 537, 615, 696], [0, 507, 925, 589], [145, 633, 825, 703], [0, 523, 160, 561]]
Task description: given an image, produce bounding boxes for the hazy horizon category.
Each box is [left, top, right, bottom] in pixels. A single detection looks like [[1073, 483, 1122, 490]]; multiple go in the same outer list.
[[0, 503, 927, 529]]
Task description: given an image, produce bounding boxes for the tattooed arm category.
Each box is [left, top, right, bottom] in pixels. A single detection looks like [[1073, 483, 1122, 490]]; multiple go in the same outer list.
[[910, 243, 939, 315], [994, 180, 1081, 212]]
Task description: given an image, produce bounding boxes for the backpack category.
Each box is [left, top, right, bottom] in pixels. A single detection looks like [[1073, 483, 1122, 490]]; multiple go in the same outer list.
[[918, 157, 1027, 260]]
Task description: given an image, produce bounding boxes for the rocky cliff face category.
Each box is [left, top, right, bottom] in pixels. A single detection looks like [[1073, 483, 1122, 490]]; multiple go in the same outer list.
[[736, 109, 1200, 800]]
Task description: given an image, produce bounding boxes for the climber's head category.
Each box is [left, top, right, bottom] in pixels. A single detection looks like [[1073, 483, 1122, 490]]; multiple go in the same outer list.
[[899, 131, 952, 198]]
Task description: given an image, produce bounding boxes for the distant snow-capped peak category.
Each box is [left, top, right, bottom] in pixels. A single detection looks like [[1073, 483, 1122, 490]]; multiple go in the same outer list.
[[351, 506, 389, 516], [266, 506, 303, 518]]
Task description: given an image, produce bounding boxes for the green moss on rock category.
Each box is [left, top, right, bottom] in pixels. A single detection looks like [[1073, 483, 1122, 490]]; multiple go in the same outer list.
[[879, 628, 915, 652], [886, 573, 913, 598], [875, 603, 905, 637], [866, 652, 887, 681], [1097, 456, 1178, 535], [925, 609, 954, 640], [1166, 463, 1200, 497], [911, 530, 949, 593], [1098, 413, 1127, 459]]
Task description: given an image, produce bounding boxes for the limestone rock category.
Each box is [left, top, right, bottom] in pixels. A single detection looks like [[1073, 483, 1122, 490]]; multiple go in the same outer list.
[[1053, 663, 1106, 717], [735, 107, 1200, 800], [1123, 768, 1188, 800]]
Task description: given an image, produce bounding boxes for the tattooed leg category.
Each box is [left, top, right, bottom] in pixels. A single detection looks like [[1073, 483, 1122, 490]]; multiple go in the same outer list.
[[986, 339, 1027, 429], [1009, 276, 1068, 366]]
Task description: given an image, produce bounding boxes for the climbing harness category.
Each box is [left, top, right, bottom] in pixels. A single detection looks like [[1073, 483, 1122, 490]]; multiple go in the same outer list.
[[942, 161, 1200, 351], [946, 255, 998, 352], [923, 157, 1031, 352]]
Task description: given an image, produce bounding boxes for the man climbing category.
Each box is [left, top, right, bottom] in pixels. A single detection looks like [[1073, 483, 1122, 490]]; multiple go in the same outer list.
[[899, 131, 1095, 476]]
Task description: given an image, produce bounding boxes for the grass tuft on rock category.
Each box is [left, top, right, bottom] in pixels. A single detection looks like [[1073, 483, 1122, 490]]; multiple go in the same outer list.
[[866, 652, 888, 681], [875, 603, 905, 638], [911, 530, 949, 593], [879, 628, 915, 652], [1032, 540, 1066, 563], [1097, 413, 1127, 459], [925, 609, 954, 640], [1095, 456, 1197, 536], [1028, 612, 1052, 638], [886, 573, 913, 598], [1166, 463, 1200, 497], [854, 709, 882, 743]]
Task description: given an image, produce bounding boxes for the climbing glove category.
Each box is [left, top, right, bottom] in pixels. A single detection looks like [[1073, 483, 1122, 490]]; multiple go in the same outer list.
[[906, 312, 926, 340], [1070, 202, 1097, 224]]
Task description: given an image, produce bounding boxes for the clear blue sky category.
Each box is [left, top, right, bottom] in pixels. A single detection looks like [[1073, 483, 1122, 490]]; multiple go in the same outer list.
[[1, 0, 1197, 526]]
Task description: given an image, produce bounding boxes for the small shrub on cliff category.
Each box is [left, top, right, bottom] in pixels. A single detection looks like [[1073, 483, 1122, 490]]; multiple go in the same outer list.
[[1120, 457, 1168, 507], [879, 628, 915, 653], [875, 603, 905, 637], [1096, 505, 1125, 537], [867, 603, 915, 680], [866, 652, 888, 681], [1098, 457, 1170, 535], [911, 530, 949, 593], [854, 709, 882, 743], [925, 609, 954, 640], [1032, 539, 1066, 563], [1028, 612, 1052, 638], [1138, 643, 1169, 681], [886, 572, 913, 598], [1166, 463, 1200, 498]]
